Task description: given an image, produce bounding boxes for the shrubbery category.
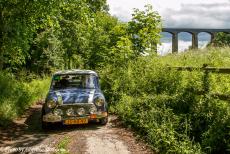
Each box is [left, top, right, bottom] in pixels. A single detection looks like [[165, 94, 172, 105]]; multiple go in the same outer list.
[[100, 47, 230, 153], [0, 71, 50, 126]]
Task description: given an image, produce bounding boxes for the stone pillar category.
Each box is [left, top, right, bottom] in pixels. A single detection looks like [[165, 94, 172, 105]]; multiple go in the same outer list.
[[210, 32, 216, 43], [172, 33, 178, 53], [192, 33, 198, 49]]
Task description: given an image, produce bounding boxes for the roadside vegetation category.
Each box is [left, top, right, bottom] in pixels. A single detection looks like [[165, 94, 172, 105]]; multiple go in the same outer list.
[[0, 72, 50, 126], [100, 47, 230, 153], [56, 136, 70, 154], [0, 0, 230, 153]]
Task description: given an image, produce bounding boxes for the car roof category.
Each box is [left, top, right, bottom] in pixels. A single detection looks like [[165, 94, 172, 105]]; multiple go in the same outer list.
[[53, 69, 98, 76]]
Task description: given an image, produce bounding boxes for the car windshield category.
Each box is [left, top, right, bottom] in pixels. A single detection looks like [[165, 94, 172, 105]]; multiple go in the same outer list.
[[51, 74, 98, 90]]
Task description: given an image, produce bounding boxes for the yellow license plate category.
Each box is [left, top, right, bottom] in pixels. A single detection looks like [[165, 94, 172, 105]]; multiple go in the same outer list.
[[64, 118, 88, 125]]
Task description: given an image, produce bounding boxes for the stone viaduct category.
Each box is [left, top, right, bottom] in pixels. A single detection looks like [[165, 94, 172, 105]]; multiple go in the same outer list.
[[162, 28, 230, 53]]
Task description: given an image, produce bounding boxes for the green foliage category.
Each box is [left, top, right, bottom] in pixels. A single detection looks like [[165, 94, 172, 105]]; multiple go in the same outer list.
[[0, 71, 50, 126], [86, 12, 121, 68], [109, 36, 134, 66], [29, 28, 65, 74], [0, 0, 61, 71], [116, 95, 202, 154], [86, 0, 108, 12], [100, 48, 230, 153], [128, 4, 162, 54], [58, 0, 92, 69], [211, 32, 230, 47], [57, 136, 70, 154]]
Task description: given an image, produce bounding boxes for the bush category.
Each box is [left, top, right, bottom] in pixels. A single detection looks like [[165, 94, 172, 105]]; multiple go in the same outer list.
[[0, 71, 50, 126], [100, 47, 230, 153], [116, 95, 202, 153]]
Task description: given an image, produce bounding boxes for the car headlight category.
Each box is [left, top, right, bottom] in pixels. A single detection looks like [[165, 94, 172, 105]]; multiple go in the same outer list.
[[89, 106, 97, 114], [53, 109, 63, 116], [66, 108, 75, 116], [95, 98, 104, 107], [47, 100, 57, 108], [77, 108, 85, 116]]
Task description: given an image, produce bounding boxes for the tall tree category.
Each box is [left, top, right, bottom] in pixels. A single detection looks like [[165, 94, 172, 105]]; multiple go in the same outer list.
[[0, 0, 61, 71], [211, 32, 230, 47], [128, 4, 162, 54], [58, 0, 92, 69]]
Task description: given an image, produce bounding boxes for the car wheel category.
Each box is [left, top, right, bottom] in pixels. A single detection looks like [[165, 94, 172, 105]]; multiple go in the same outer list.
[[42, 121, 51, 130], [99, 117, 108, 125], [41, 108, 51, 130]]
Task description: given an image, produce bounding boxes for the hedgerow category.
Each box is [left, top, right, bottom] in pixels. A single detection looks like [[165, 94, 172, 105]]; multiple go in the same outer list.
[[100, 47, 230, 154]]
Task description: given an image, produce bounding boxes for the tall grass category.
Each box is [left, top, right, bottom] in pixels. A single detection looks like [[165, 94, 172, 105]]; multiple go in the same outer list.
[[0, 72, 50, 126], [100, 47, 230, 153]]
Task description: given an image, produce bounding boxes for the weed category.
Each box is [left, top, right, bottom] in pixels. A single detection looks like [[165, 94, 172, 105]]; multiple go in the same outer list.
[[56, 136, 70, 154]]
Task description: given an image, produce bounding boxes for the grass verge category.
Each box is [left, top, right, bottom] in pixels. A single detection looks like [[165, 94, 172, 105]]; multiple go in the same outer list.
[[0, 72, 50, 126]]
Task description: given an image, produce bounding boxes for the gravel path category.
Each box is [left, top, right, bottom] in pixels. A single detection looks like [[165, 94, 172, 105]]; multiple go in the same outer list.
[[0, 104, 154, 154]]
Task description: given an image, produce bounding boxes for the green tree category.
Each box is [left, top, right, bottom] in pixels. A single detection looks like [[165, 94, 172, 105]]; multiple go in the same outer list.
[[86, 0, 109, 12], [86, 12, 120, 69], [128, 4, 162, 54], [110, 36, 134, 65], [58, 0, 92, 69], [211, 32, 230, 47], [0, 0, 61, 71], [27, 28, 64, 75]]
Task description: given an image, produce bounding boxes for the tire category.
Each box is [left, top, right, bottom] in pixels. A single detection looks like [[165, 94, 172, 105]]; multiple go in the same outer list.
[[42, 121, 50, 130], [41, 107, 51, 130], [99, 117, 108, 125]]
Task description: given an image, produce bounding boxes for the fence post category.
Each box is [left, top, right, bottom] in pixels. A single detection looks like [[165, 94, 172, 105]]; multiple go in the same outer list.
[[202, 64, 210, 93]]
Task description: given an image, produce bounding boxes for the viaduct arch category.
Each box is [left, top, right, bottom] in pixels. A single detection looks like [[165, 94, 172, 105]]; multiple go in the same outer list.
[[162, 28, 230, 53]]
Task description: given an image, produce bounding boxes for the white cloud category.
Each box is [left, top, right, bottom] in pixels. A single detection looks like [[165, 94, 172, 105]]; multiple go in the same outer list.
[[162, 2, 230, 28], [110, 6, 130, 22], [107, 0, 230, 28], [107, 0, 153, 21]]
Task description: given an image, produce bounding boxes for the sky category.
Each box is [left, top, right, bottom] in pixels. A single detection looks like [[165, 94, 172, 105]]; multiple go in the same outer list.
[[107, 0, 230, 54], [107, 0, 230, 28]]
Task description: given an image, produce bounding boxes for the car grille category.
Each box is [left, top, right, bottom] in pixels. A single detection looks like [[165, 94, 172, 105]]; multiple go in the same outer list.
[[56, 104, 95, 117]]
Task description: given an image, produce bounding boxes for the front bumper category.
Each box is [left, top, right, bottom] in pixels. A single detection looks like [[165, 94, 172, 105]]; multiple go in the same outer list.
[[42, 112, 108, 123]]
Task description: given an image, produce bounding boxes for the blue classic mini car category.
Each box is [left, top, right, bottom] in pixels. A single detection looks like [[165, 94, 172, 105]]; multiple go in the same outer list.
[[41, 69, 108, 129]]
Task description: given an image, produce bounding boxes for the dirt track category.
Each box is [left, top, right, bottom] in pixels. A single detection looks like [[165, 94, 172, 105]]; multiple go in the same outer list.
[[0, 103, 154, 154]]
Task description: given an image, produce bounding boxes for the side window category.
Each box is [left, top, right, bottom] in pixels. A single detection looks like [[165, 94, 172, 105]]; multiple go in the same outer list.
[[85, 75, 94, 88], [93, 76, 99, 88]]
